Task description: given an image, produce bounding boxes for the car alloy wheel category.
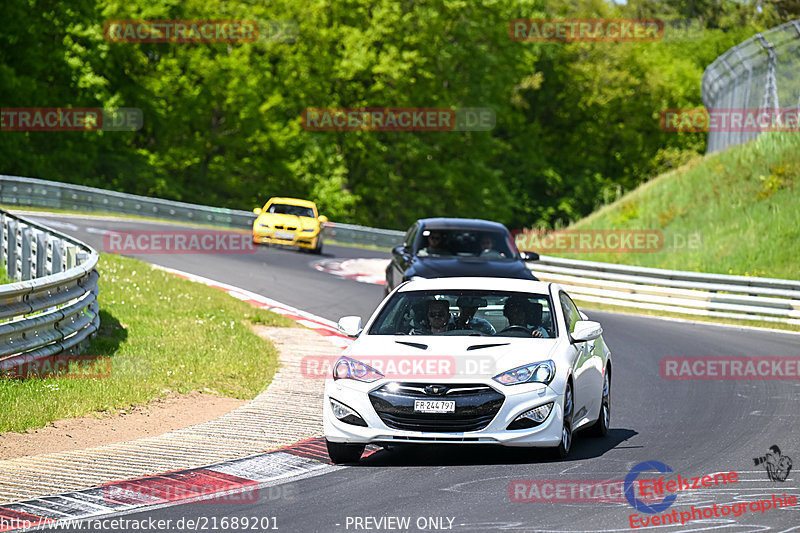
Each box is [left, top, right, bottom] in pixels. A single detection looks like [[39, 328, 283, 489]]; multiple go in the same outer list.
[[553, 382, 573, 459], [588, 367, 610, 437]]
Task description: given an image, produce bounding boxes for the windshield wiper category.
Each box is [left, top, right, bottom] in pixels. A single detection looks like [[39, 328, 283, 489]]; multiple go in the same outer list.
[[394, 340, 428, 350]]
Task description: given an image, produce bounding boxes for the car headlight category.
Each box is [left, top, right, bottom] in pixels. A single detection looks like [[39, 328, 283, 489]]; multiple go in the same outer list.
[[493, 360, 555, 386], [329, 398, 367, 426], [332, 356, 384, 382]]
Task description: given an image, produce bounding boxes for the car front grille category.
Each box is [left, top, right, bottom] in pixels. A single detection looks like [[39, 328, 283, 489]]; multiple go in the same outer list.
[[369, 383, 504, 433]]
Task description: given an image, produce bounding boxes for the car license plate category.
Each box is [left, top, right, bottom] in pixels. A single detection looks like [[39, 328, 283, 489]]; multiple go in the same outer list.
[[274, 231, 295, 240], [414, 400, 455, 413]]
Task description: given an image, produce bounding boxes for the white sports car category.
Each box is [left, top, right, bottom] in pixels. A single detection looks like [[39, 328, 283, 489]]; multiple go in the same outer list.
[[323, 277, 612, 463]]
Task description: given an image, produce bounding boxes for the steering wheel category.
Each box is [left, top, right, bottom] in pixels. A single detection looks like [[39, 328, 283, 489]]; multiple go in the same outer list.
[[499, 325, 531, 334]]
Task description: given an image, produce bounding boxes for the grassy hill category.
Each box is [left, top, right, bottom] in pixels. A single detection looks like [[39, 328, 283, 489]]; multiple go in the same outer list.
[[549, 132, 800, 281]]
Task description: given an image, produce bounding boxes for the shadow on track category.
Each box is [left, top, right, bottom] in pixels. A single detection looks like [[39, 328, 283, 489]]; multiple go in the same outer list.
[[356, 428, 637, 467]]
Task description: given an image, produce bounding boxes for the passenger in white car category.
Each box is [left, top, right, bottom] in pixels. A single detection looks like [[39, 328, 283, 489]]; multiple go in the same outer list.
[[410, 299, 453, 335]]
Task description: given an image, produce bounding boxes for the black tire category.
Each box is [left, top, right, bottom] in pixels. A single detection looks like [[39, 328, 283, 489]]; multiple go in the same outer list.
[[587, 367, 610, 437], [311, 237, 323, 255], [551, 381, 574, 459], [325, 439, 365, 464]]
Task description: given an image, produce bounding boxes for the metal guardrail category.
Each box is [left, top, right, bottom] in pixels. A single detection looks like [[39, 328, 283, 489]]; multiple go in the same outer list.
[[702, 19, 800, 153], [322, 222, 404, 249], [0, 175, 404, 249], [0, 209, 100, 366], [530, 256, 800, 326]]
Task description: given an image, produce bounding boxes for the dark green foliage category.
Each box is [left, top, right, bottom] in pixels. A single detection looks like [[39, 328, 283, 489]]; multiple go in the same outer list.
[[0, 0, 781, 229]]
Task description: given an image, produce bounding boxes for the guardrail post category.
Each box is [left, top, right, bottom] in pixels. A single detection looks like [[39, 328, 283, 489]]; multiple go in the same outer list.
[[65, 245, 76, 270], [1, 212, 6, 276], [21, 227, 33, 280], [7, 219, 19, 280], [51, 239, 64, 274], [36, 231, 48, 277]]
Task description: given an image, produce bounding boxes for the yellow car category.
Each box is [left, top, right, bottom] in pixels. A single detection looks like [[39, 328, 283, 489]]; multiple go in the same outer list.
[[252, 197, 328, 253]]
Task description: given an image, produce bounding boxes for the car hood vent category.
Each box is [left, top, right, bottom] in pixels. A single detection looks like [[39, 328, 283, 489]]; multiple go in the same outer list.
[[466, 343, 510, 351], [394, 341, 428, 350]]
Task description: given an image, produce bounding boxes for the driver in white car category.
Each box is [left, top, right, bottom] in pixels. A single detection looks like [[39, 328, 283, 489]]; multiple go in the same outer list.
[[410, 299, 453, 335]]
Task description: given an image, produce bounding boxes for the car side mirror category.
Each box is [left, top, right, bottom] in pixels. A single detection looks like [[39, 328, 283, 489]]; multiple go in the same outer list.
[[337, 316, 363, 338], [393, 245, 410, 256], [520, 251, 539, 261], [570, 321, 602, 343], [253, 208, 262, 215], [318, 215, 328, 224]]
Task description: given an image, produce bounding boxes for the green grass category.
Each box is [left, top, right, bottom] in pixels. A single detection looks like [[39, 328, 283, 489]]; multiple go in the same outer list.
[[0, 253, 296, 433], [525, 132, 800, 331], [547, 132, 800, 280]]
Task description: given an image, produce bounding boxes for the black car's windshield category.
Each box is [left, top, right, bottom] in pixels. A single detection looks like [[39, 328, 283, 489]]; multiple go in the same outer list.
[[267, 204, 315, 218], [415, 229, 516, 259], [369, 290, 556, 338]]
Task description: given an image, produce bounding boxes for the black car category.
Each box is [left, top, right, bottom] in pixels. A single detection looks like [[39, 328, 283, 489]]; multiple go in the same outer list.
[[384, 218, 538, 294]]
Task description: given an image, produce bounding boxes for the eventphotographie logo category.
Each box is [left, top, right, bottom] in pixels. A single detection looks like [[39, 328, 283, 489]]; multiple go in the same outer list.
[[754, 445, 793, 482]]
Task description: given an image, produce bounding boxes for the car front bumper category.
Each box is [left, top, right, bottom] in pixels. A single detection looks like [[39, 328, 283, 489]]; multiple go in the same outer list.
[[323, 378, 564, 447], [252, 229, 319, 249]]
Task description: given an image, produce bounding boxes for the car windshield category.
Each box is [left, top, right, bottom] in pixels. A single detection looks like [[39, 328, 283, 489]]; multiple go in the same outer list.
[[267, 204, 315, 218], [368, 290, 556, 338], [415, 229, 516, 259]]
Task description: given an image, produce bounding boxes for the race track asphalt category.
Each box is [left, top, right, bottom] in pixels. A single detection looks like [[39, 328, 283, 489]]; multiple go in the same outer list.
[[25, 214, 800, 533]]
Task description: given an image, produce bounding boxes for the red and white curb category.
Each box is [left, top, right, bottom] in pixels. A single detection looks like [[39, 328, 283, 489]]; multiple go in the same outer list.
[[154, 265, 354, 348], [313, 258, 388, 286], [0, 267, 373, 531], [0, 439, 379, 531]]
